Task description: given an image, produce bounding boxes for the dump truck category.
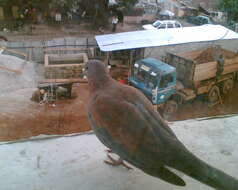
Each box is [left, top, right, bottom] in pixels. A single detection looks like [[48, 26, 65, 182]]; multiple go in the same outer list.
[[128, 47, 238, 118]]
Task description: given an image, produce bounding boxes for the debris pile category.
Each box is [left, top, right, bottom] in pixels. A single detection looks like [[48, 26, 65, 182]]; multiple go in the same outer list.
[[194, 47, 238, 63]]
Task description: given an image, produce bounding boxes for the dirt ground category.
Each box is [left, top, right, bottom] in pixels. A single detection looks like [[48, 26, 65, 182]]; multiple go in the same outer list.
[[0, 83, 91, 141], [0, 16, 237, 142], [1, 81, 238, 142], [174, 83, 238, 120]]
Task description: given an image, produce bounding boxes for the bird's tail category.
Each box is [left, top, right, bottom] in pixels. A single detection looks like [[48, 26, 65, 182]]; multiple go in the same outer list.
[[168, 148, 238, 190]]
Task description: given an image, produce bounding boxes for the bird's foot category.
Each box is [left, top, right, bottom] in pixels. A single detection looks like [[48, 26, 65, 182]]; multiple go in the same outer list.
[[104, 151, 133, 170], [106, 149, 113, 153]]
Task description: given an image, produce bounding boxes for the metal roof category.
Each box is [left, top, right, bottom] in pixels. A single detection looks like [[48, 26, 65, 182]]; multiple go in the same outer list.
[[95, 25, 238, 52]]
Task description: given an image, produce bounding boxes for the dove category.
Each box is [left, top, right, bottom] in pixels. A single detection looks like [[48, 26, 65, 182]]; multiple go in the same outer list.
[[86, 59, 238, 189]]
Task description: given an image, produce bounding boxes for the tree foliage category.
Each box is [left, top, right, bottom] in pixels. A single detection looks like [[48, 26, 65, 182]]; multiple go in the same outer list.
[[0, 0, 138, 27], [218, 0, 238, 21], [80, 0, 138, 28]]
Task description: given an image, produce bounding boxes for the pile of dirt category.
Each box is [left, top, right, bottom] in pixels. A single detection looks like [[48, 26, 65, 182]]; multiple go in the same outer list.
[[0, 54, 39, 94], [194, 47, 238, 64]]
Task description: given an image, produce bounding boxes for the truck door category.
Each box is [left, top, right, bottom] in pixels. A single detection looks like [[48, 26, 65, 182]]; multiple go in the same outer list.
[[160, 74, 174, 88], [157, 73, 176, 104]]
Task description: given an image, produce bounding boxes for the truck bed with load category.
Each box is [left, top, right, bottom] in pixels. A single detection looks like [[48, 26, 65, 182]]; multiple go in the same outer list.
[[164, 47, 238, 103]]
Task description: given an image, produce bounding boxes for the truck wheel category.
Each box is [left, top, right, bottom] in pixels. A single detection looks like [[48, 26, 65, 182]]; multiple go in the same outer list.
[[222, 79, 233, 94], [162, 100, 178, 120], [208, 85, 220, 103]]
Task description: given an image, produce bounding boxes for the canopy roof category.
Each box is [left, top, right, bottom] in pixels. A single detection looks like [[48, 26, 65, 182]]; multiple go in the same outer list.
[[95, 25, 238, 52]]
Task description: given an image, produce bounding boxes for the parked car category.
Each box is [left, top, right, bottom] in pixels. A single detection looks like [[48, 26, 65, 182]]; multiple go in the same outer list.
[[143, 20, 182, 30], [157, 10, 175, 20], [187, 15, 212, 25]]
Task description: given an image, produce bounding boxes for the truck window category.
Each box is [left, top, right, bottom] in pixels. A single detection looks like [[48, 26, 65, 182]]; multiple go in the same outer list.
[[146, 74, 157, 89], [160, 74, 173, 88], [133, 65, 157, 89], [137, 69, 148, 83]]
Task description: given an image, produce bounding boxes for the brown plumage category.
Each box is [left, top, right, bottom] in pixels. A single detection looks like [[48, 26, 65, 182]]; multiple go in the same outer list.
[[86, 60, 238, 189]]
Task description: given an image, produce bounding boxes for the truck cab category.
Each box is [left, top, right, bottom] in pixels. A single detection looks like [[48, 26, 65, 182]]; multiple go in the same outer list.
[[129, 58, 176, 105]]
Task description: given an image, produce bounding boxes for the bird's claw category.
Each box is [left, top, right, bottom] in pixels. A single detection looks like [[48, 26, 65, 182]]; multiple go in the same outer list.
[[105, 149, 113, 153], [104, 151, 133, 170]]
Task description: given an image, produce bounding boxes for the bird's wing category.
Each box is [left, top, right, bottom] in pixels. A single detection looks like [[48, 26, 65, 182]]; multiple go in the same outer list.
[[126, 87, 178, 138], [88, 90, 185, 186]]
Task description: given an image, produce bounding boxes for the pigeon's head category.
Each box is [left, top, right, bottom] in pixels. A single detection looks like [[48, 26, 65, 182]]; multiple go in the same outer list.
[[84, 60, 109, 81]]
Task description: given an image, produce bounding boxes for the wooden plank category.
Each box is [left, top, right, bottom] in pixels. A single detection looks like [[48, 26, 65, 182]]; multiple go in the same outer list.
[[195, 61, 217, 70], [44, 54, 49, 66], [0, 65, 22, 74], [194, 70, 216, 81], [45, 63, 84, 68], [1, 48, 27, 59], [194, 57, 238, 70], [195, 66, 216, 74], [224, 57, 238, 65], [45, 53, 88, 66], [194, 64, 217, 81], [39, 78, 88, 84], [44, 47, 88, 53], [194, 58, 238, 81], [49, 53, 86, 59], [223, 65, 238, 74], [48, 57, 87, 63]]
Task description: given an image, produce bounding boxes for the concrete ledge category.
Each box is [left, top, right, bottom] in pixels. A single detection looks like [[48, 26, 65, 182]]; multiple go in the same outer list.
[[0, 116, 238, 190]]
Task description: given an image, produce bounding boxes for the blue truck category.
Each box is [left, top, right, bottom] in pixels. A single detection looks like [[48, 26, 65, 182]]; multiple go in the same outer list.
[[129, 58, 177, 104], [128, 48, 238, 119], [129, 58, 180, 119]]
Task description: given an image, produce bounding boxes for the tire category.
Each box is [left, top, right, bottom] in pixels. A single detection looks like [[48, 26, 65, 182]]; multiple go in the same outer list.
[[162, 100, 178, 120], [222, 79, 233, 94], [208, 85, 220, 104]]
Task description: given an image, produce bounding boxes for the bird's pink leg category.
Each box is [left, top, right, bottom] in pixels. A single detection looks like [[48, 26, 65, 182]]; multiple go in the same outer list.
[[106, 149, 113, 153], [104, 149, 133, 170]]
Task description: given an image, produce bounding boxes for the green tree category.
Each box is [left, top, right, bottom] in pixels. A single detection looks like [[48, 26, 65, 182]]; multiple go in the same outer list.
[[218, 0, 238, 21], [80, 0, 138, 28]]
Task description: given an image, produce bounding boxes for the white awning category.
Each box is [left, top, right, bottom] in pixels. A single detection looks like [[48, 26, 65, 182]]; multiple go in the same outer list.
[[95, 25, 238, 52]]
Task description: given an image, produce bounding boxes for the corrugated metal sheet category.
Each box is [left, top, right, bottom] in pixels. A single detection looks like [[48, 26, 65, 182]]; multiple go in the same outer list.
[[95, 25, 238, 52]]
